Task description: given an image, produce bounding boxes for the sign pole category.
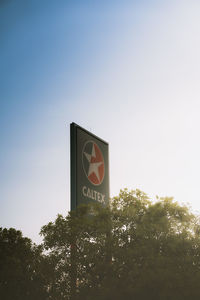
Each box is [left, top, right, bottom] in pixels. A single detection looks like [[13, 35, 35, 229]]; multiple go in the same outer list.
[[70, 122, 110, 299]]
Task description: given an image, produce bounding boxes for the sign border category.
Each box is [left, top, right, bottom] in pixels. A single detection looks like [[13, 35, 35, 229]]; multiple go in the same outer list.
[[70, 122, 109, 211]]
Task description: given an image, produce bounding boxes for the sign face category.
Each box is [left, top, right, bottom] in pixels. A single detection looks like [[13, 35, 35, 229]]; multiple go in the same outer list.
[[70, 123, 109, 210]]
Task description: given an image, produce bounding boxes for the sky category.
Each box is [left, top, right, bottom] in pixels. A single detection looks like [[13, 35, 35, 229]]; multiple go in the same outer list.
[[1, 0, 200, 243]]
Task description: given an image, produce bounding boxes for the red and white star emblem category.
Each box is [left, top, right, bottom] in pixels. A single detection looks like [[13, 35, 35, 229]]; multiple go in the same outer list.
[[82, 141, 105, 185]]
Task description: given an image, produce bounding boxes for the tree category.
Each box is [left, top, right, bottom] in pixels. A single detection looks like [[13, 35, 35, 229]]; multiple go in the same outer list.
[[110, 190, 200, 300], [40, 203, 111, 300], [40, 189, 200, 300], [0, 227, 49, 300]]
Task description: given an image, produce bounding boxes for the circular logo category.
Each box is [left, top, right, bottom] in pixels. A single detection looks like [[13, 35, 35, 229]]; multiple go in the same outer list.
[[82, 141, 105, 185]]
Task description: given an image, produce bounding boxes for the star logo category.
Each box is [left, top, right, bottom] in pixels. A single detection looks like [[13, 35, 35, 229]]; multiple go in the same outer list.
[[82, 141, 105, 185]]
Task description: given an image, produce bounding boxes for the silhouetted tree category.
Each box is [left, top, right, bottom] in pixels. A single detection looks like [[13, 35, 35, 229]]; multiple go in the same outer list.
[[0, 227, 49, 300], [40, 189, 200, 299]]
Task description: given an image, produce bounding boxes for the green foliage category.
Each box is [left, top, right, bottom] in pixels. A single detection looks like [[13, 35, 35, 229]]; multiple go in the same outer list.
[[2, 189, 200, 299], [40, 203, 111, 300], [0, 228, 48, 300], [40, 189, 200, 300]]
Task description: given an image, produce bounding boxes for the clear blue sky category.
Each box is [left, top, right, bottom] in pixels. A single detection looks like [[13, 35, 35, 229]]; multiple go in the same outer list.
[[1, 0, 200, 243]]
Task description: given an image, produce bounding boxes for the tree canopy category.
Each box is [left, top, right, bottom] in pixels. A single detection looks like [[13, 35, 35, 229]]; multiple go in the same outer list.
[[1, 189, 200, 299], [0, 227, 48, 300], [40, 189, 200, 300]]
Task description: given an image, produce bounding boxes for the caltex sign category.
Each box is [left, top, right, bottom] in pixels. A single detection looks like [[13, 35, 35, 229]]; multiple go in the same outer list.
[[70, 123, 109, 210]]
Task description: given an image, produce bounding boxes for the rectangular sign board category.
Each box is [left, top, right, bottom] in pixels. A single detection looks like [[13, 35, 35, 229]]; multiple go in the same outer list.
[[70, 123, 110, 210]]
